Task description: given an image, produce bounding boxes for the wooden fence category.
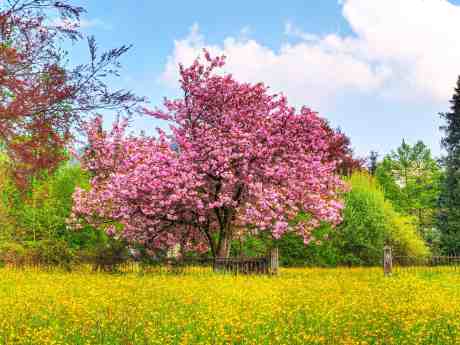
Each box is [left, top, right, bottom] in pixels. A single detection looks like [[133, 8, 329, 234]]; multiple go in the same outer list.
[[383, 245, 460, 275], [4, 248, 280, 276], [213, 248, 279, 274]]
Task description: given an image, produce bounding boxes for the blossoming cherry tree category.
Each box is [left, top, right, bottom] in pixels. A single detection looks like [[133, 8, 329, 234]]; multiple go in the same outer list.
[[72, 52, 345, 258]]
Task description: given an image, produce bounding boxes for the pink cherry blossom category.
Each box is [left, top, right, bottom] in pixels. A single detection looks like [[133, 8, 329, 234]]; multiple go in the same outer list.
[[71, 51, 345, 258]]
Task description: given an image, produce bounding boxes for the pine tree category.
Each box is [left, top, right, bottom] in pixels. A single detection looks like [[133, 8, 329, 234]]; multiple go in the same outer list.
[[368, 151, 379, 175], [438, 76, 460, 254]]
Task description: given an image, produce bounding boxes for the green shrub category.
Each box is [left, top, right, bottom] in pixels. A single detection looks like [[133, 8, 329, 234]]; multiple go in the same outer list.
[[0, 242, 27, 266], [0, 156, 18, 242], [230, 232, 271, 258], [336, 173, 429, 263], [80, 238, 129, 272], [26, 240, 76, 268], [0, 160, 99, 249], [274, 227, 340, 267], [384, 206, 430, 258], [334, 173, 388, 265], [274, 172, 429, 266]]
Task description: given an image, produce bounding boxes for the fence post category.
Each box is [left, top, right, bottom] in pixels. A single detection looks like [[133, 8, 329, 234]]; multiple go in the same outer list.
[[269, 247, 279, 275], [383, 245, 392, 276]]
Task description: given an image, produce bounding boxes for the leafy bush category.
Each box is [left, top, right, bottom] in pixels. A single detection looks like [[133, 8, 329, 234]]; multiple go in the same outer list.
[[0, 240, 77, 268], [337, 173, 428, 263], [79, 238, 129, 272], [335, 173, 388, 264], [385, 206, 430, 258], [230, 232, 271, 259], [19, 163, 91, 243], [274, 172, 429, 266], [0, 160, 98, 249], [0, 242, 28, 266], [0, 156, 18, 242], [27, 240, 76, 269]]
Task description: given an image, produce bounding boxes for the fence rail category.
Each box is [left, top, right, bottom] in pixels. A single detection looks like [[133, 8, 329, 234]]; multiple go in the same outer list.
[[2, 249, 280, 275], [384, 246, 460, 275], [393, 255, 460, 266], [8, 247, 460, 276]]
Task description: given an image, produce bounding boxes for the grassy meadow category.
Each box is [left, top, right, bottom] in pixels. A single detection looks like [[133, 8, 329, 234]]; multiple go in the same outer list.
[[0, 267, 460, 344]]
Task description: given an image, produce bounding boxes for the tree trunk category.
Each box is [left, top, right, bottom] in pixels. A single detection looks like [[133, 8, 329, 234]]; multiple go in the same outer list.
[[217, 230, 232, 258]]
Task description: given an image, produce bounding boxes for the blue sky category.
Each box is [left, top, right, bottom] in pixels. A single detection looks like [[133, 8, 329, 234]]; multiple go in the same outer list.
[[69, 0, 460, 158]]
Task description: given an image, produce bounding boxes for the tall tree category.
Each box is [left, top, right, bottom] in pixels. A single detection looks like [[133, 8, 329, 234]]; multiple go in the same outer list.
[[376, 140, 441, 241], [71, 52, 346, 258], [0, 0, 143, 187], [438, 76, 460, 254], [368, 151, 378, 175]]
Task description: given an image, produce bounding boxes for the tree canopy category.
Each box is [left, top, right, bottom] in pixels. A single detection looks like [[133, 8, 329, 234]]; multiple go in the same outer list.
[[438, 76, 460, 254], [0, 0, 143, 187], [376, 140, 441, 237], [71, 52, 347, 258]]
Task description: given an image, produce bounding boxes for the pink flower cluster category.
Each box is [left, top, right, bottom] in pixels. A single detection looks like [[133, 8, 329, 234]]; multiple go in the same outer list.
[[71, 51, 345, 255]]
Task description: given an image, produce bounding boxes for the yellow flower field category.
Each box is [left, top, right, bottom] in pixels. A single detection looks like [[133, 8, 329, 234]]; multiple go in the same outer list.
[[0, 267, 460, 344]]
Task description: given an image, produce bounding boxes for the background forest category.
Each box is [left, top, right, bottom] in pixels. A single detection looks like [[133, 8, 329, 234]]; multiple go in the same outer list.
[[0, 137, 449, 267]]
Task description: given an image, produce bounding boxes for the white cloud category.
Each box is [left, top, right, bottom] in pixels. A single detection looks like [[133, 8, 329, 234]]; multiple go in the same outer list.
[[161, 0, 460, 110], [79, 18, 112, 30], [284, 21, 319, 42], [160, 25, 388, 110], [342, 0, 460, 102]]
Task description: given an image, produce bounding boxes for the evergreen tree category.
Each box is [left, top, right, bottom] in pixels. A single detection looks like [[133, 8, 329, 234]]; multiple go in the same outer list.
[[368, 151, 379, 175], [438, 76, 460, 254]]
